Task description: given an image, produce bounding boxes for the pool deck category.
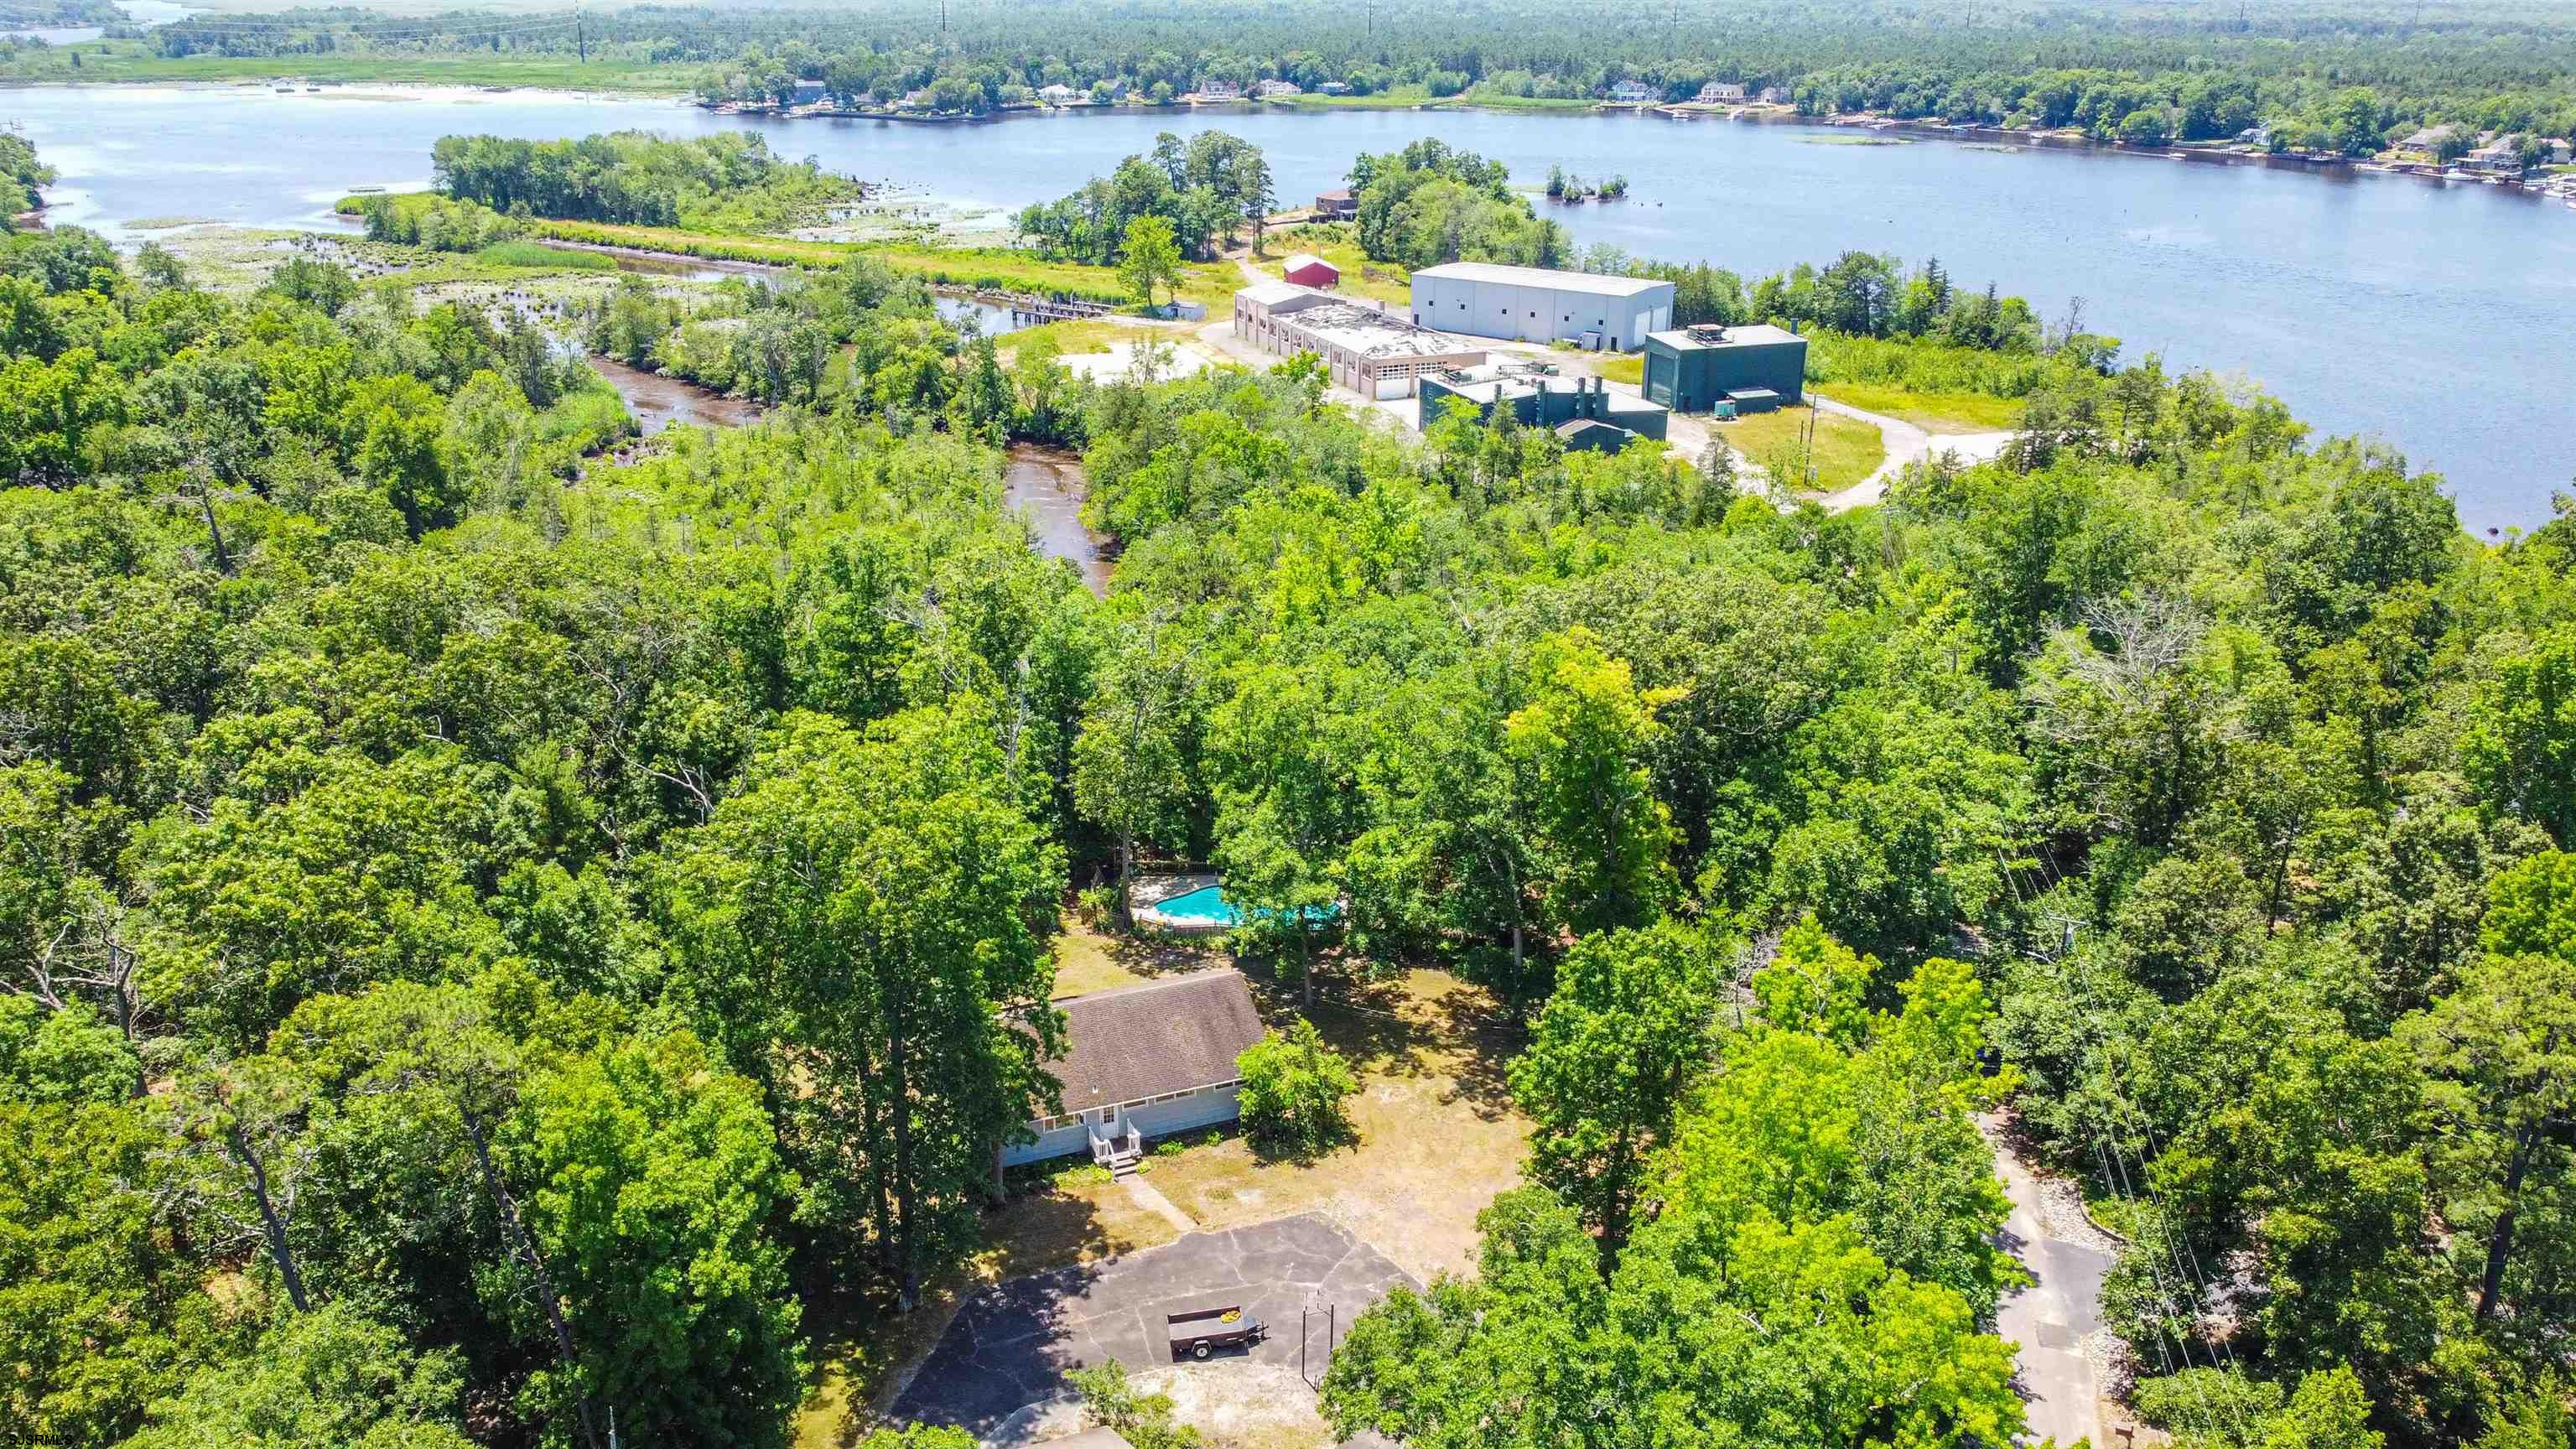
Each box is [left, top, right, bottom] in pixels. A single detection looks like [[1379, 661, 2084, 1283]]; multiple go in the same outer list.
[[1130, 872, 1231, 936]]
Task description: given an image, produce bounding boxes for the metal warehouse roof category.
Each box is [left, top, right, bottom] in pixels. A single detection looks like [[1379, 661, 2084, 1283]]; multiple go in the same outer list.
[[1648, 323, 1805, 350], [1413, 262, 1673, 298], [1238, 280, 1322, 308]]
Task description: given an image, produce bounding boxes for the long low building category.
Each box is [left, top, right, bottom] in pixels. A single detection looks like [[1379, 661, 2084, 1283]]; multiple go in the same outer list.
[[1408, 261, 1675, 351], [1233, 281, 1488, 398]]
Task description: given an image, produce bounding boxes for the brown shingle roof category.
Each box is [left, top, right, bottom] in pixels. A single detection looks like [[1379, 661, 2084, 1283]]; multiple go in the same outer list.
[[1046, 969, 1266, 1110]]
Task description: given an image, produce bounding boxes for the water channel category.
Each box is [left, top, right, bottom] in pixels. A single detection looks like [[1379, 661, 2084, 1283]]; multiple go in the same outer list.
[[17, 83, 2575, 530], [1002, 443, 1113, 597]]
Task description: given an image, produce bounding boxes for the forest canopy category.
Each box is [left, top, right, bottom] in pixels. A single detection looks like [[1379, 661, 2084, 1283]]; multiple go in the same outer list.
[[5, 102, 2576, 1449]]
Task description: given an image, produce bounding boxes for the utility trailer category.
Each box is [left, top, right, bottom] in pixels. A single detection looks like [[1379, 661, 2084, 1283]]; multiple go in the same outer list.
[[1167, 1306, 1265, 1361]]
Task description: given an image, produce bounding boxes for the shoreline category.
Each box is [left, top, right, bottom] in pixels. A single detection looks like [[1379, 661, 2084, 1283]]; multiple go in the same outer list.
[[16, 71, 2554, 205]]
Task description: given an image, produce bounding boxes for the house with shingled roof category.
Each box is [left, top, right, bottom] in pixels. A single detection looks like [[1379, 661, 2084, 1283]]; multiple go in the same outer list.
[[1002, 969, 1268, 1171]]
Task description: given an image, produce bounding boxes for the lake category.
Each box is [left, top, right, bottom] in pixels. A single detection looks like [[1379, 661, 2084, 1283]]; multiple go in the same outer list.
[[18, 83, 2574, 532]]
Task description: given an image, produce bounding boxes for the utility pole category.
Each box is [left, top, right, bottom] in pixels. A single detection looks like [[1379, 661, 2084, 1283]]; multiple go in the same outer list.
[[575, 3, 586, 63]]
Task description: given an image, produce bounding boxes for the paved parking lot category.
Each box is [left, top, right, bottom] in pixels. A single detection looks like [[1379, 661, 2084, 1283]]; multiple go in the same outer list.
[[892, 1213, 1417, 1435]]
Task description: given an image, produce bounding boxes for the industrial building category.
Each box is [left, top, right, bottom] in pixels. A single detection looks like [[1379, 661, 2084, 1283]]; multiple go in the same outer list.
[[1415, 365, 1670, 453], [1409, 262, 1675, 351], [1641, 322, 1809, 413], [1233, 281, 1488, 398]]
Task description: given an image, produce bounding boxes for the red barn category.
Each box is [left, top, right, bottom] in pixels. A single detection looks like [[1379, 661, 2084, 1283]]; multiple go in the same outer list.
[[1281, 253, 1339, 289]]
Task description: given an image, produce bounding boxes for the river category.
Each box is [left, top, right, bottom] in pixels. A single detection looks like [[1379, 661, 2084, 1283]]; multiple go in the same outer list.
[[1004, 443, 1112, 597], [16, 83, 2574, 531]]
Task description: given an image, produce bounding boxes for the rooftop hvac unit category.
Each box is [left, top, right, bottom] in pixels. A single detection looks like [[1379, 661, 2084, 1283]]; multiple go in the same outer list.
[[1688, 324, 1730, 344]]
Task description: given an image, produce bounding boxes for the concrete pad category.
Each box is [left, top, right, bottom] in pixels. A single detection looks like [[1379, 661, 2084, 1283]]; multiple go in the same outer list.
[[893, 1213, 1420, 1436]]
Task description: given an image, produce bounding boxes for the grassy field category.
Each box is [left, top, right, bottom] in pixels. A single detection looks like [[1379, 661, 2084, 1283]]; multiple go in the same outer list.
[[1245, 226, 1410, 304], [1268, 85, 1446, 110], [1810, 381, 2024, 433], [475, 239, 616, 271], [0, 41, 688, 91], [335, 205, 1231, 308], [1597, 354, 1645, 385], [1717, 405, 1887, 494]]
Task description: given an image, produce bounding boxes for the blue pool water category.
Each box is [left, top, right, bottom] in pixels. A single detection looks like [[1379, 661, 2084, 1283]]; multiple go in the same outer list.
[[1151, 885, 1345, 927], [1156, 886, 1243, 926]]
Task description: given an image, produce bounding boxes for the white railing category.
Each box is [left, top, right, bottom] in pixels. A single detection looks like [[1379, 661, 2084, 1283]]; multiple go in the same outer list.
[[1088, 1124, 1142, 1165]]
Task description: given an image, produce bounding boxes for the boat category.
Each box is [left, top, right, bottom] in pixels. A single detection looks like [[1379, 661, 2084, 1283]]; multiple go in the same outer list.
[[304, 85, 320, 92]]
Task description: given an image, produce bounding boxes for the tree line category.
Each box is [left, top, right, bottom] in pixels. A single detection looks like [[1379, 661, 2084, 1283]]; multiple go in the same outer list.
[[117, 0, 2576, 149]]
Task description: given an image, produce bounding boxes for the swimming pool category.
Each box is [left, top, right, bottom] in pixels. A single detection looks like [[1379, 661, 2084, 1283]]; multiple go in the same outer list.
[[1153, 885, 1243, 927]]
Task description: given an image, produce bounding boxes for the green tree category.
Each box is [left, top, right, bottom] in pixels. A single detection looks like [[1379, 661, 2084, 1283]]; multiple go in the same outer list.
[[1118, 213, 1184, 310], [2464, 630, 2576, 846], [1509, 919, 1723, 1261], [662, 708, 1062, 1305], [2404, 950, 2576, 1343], [125, 1302, 474, 1449], [1071, 618, 1195, 927], [1235, 1018, 1357, 1156], [506, 1031, 805, 1448], [1503, 626, 1682, 938]]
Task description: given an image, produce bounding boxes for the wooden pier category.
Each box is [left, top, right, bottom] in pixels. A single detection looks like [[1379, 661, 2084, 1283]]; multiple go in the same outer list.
[[1006, 296, 1114, 325]]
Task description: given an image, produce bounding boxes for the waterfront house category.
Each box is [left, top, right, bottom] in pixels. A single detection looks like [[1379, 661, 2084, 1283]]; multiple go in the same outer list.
[[1607, 80, 1656, 103], [1196, 78, 1241, 101], [790, 78, 827, 107], [1001, 970, 1268, 1171], [2465, 137, 2529, 174], [1038, 83, 1077, 103], [1758, 86, 1789, 104], [1317, 80, 1351, 95], [1255, 79, 1303, 98], [1696, 81, 1747, 103], [1314, 188, 1358, 219], [898, 86, 934, 110]]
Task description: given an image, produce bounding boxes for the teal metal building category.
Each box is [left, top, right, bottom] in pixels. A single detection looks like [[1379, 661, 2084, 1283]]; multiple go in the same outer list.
[[1642, 324, 1808, 413]]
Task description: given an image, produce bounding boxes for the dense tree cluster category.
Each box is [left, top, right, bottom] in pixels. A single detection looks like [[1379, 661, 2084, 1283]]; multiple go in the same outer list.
[[0, 216, 1119, 1446], [1347, 138, 1569, 270], [1013, 129, 1275, 264], [430, 130, 865, 232]]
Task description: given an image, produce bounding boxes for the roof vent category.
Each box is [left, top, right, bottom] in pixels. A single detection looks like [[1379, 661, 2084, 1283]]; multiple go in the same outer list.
[[1688, 324, 1729, 344]]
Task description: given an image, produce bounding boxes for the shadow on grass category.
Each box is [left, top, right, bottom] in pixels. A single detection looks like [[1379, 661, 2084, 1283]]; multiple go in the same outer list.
[[1234, 953, 1524, 1123]]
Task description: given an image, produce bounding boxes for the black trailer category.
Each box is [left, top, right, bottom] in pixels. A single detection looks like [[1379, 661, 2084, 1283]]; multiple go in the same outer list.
[[1167, 1306, 1265, 1361]]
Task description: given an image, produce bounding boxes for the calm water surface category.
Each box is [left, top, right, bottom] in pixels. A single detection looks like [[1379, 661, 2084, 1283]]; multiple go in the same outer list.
[[1003, 442, 1111, 595], [20, 85, 2575, 531]]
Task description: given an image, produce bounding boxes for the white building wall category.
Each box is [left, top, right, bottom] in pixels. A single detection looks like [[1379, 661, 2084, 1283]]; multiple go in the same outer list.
[[1410, 273, 1675, 350], [1000, 1082, 1246, 1166]]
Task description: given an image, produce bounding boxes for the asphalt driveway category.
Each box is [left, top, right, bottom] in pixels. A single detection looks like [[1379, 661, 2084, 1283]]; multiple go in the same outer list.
[[892, 1213, 1417, 1434]]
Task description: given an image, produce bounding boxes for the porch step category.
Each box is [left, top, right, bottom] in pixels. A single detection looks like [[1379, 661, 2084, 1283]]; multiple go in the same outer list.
[[1108, 1154, 1143, 1179]]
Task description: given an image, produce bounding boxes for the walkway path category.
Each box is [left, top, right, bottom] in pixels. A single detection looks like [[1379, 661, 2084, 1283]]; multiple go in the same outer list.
[[1122, 1173, 1199, 1235], [1986, 1116, 2117, 1447], [1810, 392, 2016, 510]]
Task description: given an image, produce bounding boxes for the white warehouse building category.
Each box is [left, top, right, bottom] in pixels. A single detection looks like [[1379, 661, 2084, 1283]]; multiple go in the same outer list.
[[1409, 261, 1675, 351]]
